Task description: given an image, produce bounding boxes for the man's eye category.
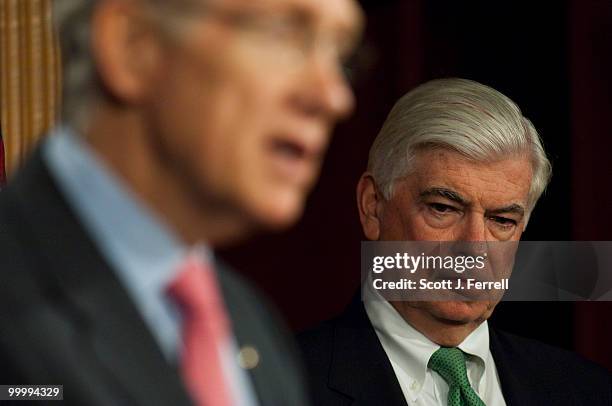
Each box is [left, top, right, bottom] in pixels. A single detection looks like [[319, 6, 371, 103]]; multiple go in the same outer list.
[[428, 203, 455, 214], [490, 216, 517, 227]]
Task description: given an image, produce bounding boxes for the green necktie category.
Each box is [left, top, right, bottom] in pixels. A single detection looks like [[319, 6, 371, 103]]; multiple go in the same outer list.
[[428, 347, 486, 406]]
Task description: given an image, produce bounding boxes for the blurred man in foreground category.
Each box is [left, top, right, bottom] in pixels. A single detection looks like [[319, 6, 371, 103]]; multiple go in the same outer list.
[[0, 0, 362, 404], [298, 78, 611, 405]]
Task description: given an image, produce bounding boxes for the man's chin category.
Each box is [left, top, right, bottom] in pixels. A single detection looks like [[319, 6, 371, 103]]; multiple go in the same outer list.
[[425, 301, 494, 325], [249, 190, 306, 231]]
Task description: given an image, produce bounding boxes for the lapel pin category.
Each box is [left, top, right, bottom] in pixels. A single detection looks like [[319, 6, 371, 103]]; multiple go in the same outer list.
[[237, 345, 260, 370]]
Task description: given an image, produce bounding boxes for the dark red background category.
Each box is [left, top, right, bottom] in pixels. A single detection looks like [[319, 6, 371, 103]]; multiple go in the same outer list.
[[221, 0, 612, 370]]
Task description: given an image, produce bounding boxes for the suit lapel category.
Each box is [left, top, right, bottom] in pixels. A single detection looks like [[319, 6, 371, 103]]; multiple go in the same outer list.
[[10, 149, 192, 406], [490, 328, 553, 406], [215, 265, 264, 400], [329, 298, 408, 405], [215, 264, 289, 405]]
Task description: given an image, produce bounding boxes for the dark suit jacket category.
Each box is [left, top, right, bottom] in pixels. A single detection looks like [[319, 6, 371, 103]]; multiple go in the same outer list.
[[0, 148, 310, 406], [298, 298, 611, 406], [0, 129, 5, 187]]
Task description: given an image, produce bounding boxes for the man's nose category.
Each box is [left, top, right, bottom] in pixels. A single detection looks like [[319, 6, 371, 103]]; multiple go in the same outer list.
[[453, 214, 488, 256], [459, 213, 488, 241], [295, 53, 355, 122]]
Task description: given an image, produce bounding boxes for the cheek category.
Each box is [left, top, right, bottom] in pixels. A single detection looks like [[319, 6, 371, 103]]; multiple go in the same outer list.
[[487, 225, 522, 242], [198, 72, 283, 170], [398, 212, 455, 241], [417, 212, 458, 240], [154, 34, 295, 176], [380, 204, 434, 240], [149, 58, 218, 141], [157, 60, 270, 162]]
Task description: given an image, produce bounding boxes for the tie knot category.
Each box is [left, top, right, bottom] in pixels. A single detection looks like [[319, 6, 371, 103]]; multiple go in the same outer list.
[[167, 256, 221, 315], [428, 347, 470, 388]]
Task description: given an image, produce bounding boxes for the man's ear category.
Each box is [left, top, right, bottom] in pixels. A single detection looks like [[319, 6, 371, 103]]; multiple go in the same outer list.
[[356, 173, 383, 241], [91, 0, 163, 104]]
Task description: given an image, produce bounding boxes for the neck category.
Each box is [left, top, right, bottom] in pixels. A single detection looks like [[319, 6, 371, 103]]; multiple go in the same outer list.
[[81, 104, 250, 246]]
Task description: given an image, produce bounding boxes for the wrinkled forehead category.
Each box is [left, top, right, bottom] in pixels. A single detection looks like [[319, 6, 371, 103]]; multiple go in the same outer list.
[[409, 149, 533, 202]]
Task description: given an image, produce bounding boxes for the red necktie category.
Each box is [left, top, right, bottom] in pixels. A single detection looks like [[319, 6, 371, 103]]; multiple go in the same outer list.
[[168, 256, 234, 406]]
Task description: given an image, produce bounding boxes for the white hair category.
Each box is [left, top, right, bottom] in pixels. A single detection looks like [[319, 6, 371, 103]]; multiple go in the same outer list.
[[368, 78, 551, 211], [53, 0, 202, 130]]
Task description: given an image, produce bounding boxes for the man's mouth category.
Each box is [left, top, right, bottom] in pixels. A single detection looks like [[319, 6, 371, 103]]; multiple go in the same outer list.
[[268, 135, 325, 184], [273, 139, 308, 160]]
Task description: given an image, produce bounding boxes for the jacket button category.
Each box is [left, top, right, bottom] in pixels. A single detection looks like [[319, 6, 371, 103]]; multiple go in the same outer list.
[[237, 345, 260, 370]]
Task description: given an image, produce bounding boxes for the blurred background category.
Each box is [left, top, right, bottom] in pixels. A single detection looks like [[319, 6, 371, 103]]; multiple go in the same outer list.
[[1, 0, 611, 369]]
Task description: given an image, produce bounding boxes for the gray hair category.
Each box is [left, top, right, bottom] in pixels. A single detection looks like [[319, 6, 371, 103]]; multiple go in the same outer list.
[[53, 0, 202, 129], [368, 78, 551, 212]]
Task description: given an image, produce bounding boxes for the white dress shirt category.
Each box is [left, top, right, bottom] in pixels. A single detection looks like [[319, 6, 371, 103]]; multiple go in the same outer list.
[[364, 291, 506, 406]]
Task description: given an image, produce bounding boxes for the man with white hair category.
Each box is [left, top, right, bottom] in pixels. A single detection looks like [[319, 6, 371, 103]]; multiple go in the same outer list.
[[298, 78, 611, 406], [0, 0, 363, 404]]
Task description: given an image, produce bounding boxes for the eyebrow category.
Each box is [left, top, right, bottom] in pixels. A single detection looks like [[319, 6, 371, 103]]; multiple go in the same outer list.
[[419, 187, 526, 217], [486, 204, 525, 218], [419, 187, 469, 206]]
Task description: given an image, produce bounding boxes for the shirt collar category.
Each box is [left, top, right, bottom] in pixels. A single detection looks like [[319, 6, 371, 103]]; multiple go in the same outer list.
[[364, 284, 490, 400], [365, 287, 438, 396], [458, 317, 490, 364]]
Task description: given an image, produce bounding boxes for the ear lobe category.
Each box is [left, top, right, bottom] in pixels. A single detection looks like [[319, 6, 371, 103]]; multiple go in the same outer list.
[[91, 0, 161, 104], [356, 173, 382, 241]]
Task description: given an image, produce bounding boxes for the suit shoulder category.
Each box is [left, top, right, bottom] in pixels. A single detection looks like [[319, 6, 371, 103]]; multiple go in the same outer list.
[[493, 329, 611, 386], [0, 189, 41, 297], [0, 185, 19, 245], [297, 319, 336, 354], [296, 317, 339, 379], [495, 329, 606, 368], [296, 300, 369, 372]]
